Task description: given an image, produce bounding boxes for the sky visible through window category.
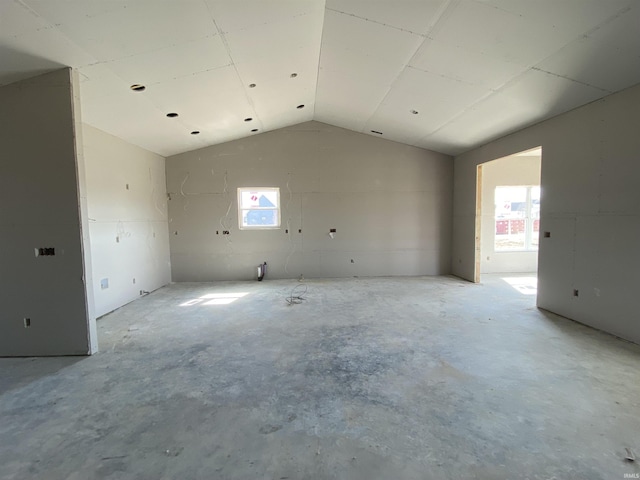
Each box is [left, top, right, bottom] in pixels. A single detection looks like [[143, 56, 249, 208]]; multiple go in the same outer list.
[[238, 188, 280, 229]]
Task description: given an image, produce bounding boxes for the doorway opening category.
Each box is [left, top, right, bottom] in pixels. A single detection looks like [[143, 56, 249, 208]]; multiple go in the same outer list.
[[475, 147, 542, 284]]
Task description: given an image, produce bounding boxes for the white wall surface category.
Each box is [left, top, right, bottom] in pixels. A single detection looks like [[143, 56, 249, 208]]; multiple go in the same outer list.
[[0, 69, 93, 356], [166, 121, 453, 281], [453, 83, 640, 344], [480, 154, 541, 274], [83, 124, 171, 318]]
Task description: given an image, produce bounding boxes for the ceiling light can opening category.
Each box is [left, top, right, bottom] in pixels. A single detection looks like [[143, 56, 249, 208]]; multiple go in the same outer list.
[[166, 112, 179, 118], [251, 129, 258, 132], [410, 109, 419, 115], [130, 84, 146, 92], [290, 73, 298, 78], [296, 104, 305, 109], [249, 83, 256, 88], [244, 117, 253, 122], [191, 131, 200, 135]]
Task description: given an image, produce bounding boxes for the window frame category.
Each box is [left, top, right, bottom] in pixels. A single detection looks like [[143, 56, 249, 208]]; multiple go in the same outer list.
[[237, 187, 281, 230]]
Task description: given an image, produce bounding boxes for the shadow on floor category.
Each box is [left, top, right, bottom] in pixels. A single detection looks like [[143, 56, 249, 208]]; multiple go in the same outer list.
[[0, 356, 85, 395], [536, 307, 639, 354]]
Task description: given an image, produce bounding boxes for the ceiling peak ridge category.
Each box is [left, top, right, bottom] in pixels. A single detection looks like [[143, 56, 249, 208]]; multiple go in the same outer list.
[[357, 0, 461, 137], [423, 0, 461, 39]]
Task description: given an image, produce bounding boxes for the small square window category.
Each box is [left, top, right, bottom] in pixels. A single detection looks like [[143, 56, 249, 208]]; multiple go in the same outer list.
[[237, 188, 281, 230]]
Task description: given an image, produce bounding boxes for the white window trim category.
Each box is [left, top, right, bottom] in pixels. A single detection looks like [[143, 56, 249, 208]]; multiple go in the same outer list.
[[237, 187, 281, 230]]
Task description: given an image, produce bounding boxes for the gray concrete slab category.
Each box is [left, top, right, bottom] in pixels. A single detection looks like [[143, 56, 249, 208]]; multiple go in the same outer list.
[[1, 275, 639, 479]]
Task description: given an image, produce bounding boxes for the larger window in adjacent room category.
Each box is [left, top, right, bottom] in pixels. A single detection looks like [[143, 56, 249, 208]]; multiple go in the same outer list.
[[237, 187, 281, 230], [494, 186, 540, 251]]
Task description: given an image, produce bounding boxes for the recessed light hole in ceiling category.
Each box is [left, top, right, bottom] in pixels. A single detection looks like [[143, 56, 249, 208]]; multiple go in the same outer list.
[[130, 84, 146, 92], [244, 117, 253, 122], [249, 83, 256, 88], [371, 130, 383, 135], [251, 129, 258, 132], [296, 104, 305, 109], [410, 110, 419, 115], [166, 112, 179, 118], [191, 131, 200, 135], [290, 73, 298, 78]]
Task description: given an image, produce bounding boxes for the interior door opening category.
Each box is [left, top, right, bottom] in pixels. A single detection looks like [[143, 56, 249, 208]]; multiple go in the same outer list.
[[475, 146, 542, 286]]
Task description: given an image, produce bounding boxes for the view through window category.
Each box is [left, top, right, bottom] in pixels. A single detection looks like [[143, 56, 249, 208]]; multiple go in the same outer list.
[[495, 186, 540, 251], [237, 187, 281, 229]]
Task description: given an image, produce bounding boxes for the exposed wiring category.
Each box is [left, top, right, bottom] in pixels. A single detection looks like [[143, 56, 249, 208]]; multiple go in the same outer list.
[[180, 172, 190, 212], [285, 172, 293, 212], [180, 172, 189, 197], [286, 284, 308, 306], [219, 170, 234, 266], [116, 221, 131, 240], [284, 172, 295, 274], [152, 185, 166, 218], [219, 170, 232, 232]]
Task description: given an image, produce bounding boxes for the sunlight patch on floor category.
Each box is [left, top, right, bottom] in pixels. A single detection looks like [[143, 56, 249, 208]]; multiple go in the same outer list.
[[179, 292, 250, 306], [501, 276, 537, 295]]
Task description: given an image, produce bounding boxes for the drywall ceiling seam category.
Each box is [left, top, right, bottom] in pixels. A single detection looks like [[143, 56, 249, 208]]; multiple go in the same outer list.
[[359, 0, 460, 135], [312, 0, 328, 119], [323, 6, 428, 37], [17, 0, 175, 156], [202, 1, 262, 133], [417, 3, 634, 146], [530, 67, 611, 93], [17, 0, 99, 70], [19, 0, 196, 156]]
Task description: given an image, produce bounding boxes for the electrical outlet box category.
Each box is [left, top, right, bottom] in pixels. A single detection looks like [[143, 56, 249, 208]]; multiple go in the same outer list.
[[35, 247, 55, 256]]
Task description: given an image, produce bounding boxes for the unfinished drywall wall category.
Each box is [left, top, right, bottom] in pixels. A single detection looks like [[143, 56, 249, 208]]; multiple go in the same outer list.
[[453, 83, 640, 344], [83, 124, 171, 318], [0, 69, 95, 356], [480, 154, 541, 274], [166, 121, 452, 281], [71, 70, 97, 354]]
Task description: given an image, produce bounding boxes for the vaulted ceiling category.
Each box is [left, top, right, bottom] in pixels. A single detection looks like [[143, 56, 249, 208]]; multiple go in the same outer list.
[[1, 0, 639, 157]]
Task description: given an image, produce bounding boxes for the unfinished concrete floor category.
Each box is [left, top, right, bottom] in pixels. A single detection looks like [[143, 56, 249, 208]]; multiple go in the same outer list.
[[1, 275, 640, 480]]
